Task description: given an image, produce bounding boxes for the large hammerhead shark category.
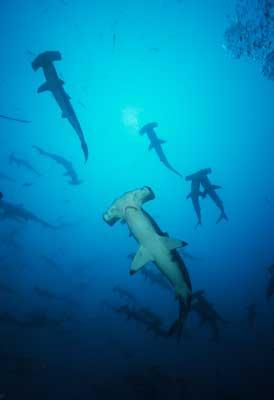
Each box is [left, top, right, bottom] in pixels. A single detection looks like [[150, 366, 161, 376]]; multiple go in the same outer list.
[[32, 51, 89, 162], [103, 186, 192, 342]]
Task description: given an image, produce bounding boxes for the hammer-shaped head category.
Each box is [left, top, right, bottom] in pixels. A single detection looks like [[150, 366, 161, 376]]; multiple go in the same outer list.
[[32, 51, 62, 71], [103, 186, 155, 226], [185, 168, 212, 182], [139, 122, 158, 135]]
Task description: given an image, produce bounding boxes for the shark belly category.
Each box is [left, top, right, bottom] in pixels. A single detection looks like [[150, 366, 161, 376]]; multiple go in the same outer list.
[[125, 207, 188, 297]]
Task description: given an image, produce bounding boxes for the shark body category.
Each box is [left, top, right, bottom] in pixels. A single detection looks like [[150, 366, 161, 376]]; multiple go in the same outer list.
[[140, 123, 182, 178], [33, 145, 83, 185], [0, 198, 56, 229], [32, 51, 88, 161], [185, 169, 209, 226], [199, 169, 228, 223], [103, 186, 192, 341], [9, 153, 41, 177]]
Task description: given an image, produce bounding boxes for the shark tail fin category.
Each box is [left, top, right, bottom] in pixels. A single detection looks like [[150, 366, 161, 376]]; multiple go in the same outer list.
[[168, 319, 184, 343], [82, 141, 89, 162], [195, 221, 202, 229], [216, 212, 228, 224], [168, 297, 191, 343], [32, 51, 62, 71]]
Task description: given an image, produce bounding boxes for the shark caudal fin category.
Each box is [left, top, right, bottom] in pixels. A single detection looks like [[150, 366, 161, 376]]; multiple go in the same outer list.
[[216, 212, 228, 224], [82, 141, 89, 162], [32, 51, 62, 71], [168, 297, 191, 343]]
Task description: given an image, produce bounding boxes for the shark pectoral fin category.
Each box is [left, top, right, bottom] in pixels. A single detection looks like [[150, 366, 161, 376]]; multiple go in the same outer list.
[[148, 143, 154, 151], [130, 247, 152, 275], [211, 185, 222, 190], [186, 193, 191, 199], [158, 139, 166, 145], [37, 82, 51, 93], [161, 237, 188, 250]]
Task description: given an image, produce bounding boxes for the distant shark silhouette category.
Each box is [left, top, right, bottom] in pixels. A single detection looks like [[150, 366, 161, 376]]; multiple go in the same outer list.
[[9, 153, 41, 177], [0, 195, 56, 229], [140, 122, 182, 178], [0, 114, 31, 124], [199, 168, 228, 224], [185, 169, 209, 226], [32, 51, 89, 162], [33, 145, 83, 185]]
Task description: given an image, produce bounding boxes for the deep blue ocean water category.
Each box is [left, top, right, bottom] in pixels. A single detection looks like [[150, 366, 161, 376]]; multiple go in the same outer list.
[[0, 0, 274, 398]]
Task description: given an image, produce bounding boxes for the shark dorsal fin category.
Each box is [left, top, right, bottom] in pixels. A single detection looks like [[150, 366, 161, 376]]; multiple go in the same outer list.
[[130, 246, 153, 275], [37, 82, 51, 93], [161, 237, 188, 250]]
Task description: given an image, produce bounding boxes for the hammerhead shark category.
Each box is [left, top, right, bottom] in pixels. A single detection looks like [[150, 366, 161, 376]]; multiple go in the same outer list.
[[199, 168, 228, 224], [185, 169, 209, 226], [32, 51, 89, 161], [103, 186, 192, 341], [9, 153, 41, 177], [191, 291, 227, 342], [139, 122, 182, 178], [33, 145, 83, 185], [113, 303, 167, 338], [113, 286, 137, 303], [0, 195, 56, 229]]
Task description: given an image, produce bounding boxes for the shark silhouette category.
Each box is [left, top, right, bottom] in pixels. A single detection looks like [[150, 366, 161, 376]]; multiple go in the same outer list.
[[9, 153, 41, 177], [140, 122, 182, 178], [32, 51, 89, 161], [33, 145, 83, 185]]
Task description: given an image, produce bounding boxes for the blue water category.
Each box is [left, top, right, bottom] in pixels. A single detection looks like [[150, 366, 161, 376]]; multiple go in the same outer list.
[[0, 0, 274, 398]]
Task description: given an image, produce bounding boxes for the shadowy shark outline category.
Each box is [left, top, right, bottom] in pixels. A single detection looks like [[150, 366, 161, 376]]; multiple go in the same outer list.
[[9, 153, 41, 177], [140, 122, 182, 178], [32, 51, 89, 162], [33, 145, 83, 185]]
